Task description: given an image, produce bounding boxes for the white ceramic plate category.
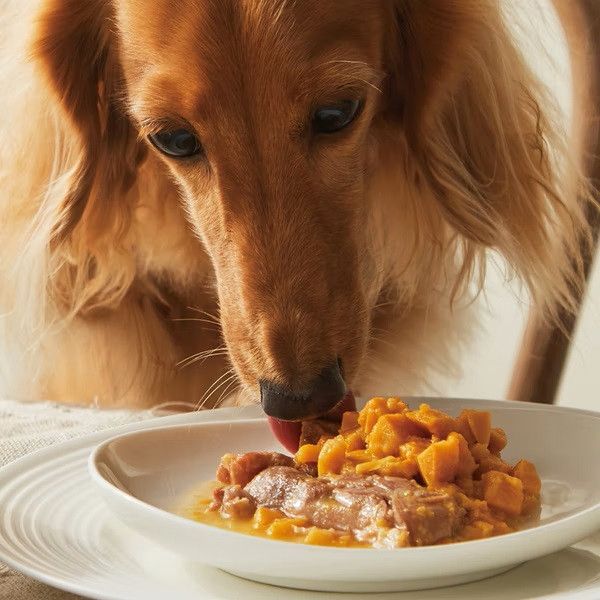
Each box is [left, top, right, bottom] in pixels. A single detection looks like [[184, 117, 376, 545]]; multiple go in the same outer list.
[[1, 400, 600, 600], [88, 398, 600, 593]]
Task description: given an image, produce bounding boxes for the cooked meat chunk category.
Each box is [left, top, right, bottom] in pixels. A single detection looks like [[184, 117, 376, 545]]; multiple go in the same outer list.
[[215, 452, 294, 486], [242, 465, 465, 546], [245, 467, 391, 536], [209, 485, 256, 519], [296, 462, 318, 477], [245, 466, 330, 513], [210, 484, 257, 519], [391, 488, 464, 545], [330, 474, 465, 544]]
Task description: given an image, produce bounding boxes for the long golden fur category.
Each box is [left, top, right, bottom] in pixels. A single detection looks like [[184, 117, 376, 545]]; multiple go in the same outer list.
[[0, 0, 593, 409]]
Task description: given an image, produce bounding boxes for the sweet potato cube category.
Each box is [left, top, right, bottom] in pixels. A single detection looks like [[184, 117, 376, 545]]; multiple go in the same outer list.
[[345, 449, 373, 462], [304, 527, 352, 547], [358, 410, 381, 435], [354, 459, 381, 475], [395, 458, 417, 479], [385, 397, 408, 412], [471, 443, 511, 475], [295, 443, 320, 464], [461, 520, 495, 540], [304, 527, 337, 546], [266, 517, 307, 538], [512, 460, 541, 495], [357, 397, 387, 434], [456, 412, 477, 445], [357, 397, 408, 435], [355, 456, 417, 478], [448, 432, 477, 477], [456, 476, 475, 496], [367, 414, 427, 457], [417, 436, 460, 486], [462, 409, 491, 446], [482, 471, 524, 516], [317, 436, 347, 476], [399, 438, 431, 461], [253, 507, 284, 529], [407, 404, 457, 438], [488, 427, 507, 454], [340, 411, 359, 433], [344, 430, 366, 451]]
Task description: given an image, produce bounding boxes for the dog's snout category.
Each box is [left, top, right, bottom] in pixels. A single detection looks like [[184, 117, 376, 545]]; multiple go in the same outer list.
[[260, 360, 346, 421]]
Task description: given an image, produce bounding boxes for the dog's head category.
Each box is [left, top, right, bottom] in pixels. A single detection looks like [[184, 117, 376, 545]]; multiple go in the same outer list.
[[34, 0, 590, 419]]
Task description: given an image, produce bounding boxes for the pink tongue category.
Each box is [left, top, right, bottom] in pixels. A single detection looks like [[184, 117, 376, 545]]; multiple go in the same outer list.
[[267, 391, 357, 453]]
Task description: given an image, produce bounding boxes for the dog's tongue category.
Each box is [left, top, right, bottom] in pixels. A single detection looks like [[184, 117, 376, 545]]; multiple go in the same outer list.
[[267, 391, 356, 453]]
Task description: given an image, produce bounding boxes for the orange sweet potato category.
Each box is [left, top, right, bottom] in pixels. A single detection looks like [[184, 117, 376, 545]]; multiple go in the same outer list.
[[344, 430, 365, 451], [512, 460, 541, 495], [471, 443, 511, 475], [399, 437, 431, 461], [253, 507, 284, 529], [407, 404, 457, 438], [462, 409, 491, 446], [317, 436, 346, 476], [355, 456, 417, 478], [488, 427, 507, 454], [295, 443, 320, 464], [447, 432, 477, 477], [461, 520, 495, 540], [357, 397, 408, 435], [340, 411, 360, 433], [482, 471, 524, 516], [367, 414, 428, 457], [304, 527, 352, 547], [455, 412, 476, 445], [417, 436, 460, 486]]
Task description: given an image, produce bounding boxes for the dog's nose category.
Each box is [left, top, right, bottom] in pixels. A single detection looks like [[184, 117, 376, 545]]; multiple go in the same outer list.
[[260, 361, 346, 421]]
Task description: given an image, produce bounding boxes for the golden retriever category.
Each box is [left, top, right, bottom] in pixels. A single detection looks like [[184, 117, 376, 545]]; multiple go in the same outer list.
[[0, 0, 594, 419]]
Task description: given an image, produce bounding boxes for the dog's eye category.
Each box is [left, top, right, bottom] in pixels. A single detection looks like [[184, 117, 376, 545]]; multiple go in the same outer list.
[[313, 99, 361, 134], [148, 128, 202, 158]]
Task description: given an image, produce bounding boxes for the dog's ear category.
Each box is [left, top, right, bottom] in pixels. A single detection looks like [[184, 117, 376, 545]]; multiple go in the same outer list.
[[386, 0, 591, 317], [33, 0, 144, 243]]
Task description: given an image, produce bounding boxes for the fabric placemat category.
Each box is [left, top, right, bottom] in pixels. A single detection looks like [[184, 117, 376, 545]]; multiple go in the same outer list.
[[0, 398, 160, 600]]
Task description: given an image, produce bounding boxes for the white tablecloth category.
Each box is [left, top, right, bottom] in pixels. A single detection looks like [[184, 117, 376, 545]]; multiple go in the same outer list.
[[0, 398, 159, 600]]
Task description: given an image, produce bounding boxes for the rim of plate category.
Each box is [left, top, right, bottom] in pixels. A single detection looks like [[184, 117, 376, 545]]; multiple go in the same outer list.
[[88, 402, 600, 557]]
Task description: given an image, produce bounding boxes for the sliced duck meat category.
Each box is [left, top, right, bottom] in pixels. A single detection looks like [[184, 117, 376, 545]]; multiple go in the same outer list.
[[210, 484, 256, 519], [240, 463, 465, 546], [391, 487, 465, 545], [244, 466, 331, 513], [215, 451, 294, 487]]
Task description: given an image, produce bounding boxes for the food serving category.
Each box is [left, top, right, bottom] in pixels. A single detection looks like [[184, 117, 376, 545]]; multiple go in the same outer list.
[[190, 398, 541, 548]]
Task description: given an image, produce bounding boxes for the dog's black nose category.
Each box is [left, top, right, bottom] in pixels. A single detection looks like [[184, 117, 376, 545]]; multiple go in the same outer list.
[[260, 361, 346, 421]]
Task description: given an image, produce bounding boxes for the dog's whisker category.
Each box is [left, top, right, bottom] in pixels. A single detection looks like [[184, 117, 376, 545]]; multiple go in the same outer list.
[[171, 317, 222, 328], [214, 383, 243, 409], [177, 347, 228, 369], [196, 369, 235, 410], [187, 307, 221, 325], [372, 301, 397, 310], [198, 374, 237, 411], [178, 349, 225, 367], [214, 377, 240, 408], [179, 351, 230, 370], [178, 352, 229, 370]]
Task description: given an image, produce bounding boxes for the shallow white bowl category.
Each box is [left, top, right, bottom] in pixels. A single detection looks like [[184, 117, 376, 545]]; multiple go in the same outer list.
[[89, 398, 600, 593]]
